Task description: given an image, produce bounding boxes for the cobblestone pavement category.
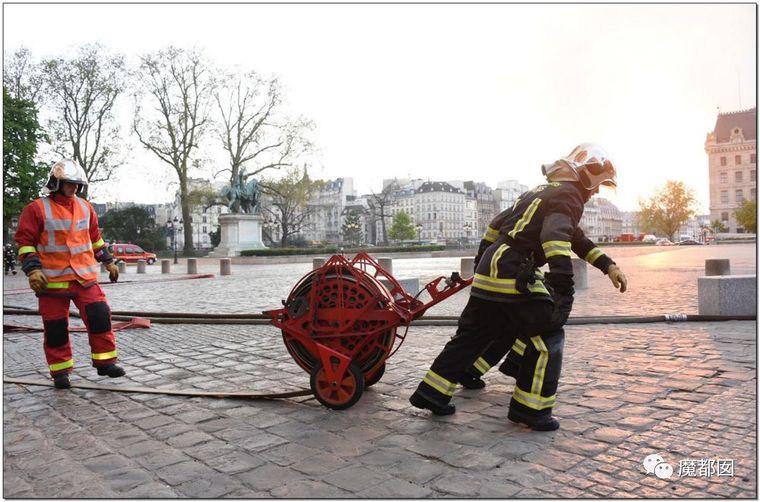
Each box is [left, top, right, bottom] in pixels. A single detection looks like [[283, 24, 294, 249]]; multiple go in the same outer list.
[[3, 244, 756, 498]]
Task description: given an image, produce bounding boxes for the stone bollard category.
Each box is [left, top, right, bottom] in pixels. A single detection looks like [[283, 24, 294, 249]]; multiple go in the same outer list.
[[705, 259, 731, 276], [379, 277, 421, 296], [118, 261, 127, 274], [571, 258, 588, 289], [313, 257, 326, 270], [161, 259, 171, 274], [378, 257, 393, 275], [698, 275, 756, 316], [220, 258, 231, 276], [187, 258, 198, 275], [137, 260, 146, 274], [101, 263, 107, 273], [460, 257, 475, 279]]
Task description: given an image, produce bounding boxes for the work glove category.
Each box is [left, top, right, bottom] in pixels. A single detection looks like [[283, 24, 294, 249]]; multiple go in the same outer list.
[[105, 262, 119, 283], [607, 264, 627, 293], [550, 293, 573, 328], [27, 269, 48, 293]]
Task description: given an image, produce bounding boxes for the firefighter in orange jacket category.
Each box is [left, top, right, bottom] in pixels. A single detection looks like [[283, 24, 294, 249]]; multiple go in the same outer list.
[[410, 144, 628, 431], [15, 159, 126, 389]]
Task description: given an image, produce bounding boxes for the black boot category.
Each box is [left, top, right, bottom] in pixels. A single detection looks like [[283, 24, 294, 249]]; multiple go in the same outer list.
[[458, 373, 486, 390], [409, 391, 456, 416], [507, 409, 560, 431], [97, 364, 126, 378], [53, 373, 71, 389]]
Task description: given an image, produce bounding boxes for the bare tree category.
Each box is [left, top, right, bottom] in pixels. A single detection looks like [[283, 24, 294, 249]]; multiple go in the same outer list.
[[214, 70, 312, 212], [259, 166, 323, 247], [40, 44, 126, 184], [133, 47, 215, 256], [368, 181, 397, 245], [3, 47, 43, 102]]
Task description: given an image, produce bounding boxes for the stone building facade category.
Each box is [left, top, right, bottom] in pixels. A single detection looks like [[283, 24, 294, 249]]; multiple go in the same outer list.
[[705, 107, 757, 233]]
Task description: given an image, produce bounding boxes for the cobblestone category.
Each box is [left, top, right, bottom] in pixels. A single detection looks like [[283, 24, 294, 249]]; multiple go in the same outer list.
[[3, 244, 756, 497]]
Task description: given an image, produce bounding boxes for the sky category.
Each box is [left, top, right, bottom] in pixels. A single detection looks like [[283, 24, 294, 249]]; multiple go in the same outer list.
[[3, 3, 757, 212]]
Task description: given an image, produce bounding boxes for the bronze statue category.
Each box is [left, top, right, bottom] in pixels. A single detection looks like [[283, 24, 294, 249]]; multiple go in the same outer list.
[[221, 168, 260, 214]]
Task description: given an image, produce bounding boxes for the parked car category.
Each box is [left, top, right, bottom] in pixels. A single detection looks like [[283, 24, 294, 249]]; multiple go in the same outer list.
[[677, 238, 703, 246], [108, 243, 157, 264], [642, 234, 657, 243], [655, 238, 674, 246]]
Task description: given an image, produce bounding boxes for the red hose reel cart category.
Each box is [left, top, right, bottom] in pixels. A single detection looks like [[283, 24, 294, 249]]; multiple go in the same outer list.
[[265, 252, 472, 409]]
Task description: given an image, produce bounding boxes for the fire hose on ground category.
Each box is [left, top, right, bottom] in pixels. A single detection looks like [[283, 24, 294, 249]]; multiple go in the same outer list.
[[2, 254, 756, 406]]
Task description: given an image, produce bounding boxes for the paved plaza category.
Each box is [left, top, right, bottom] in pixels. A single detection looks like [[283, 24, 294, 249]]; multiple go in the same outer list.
[[3, 244, 757, 498]]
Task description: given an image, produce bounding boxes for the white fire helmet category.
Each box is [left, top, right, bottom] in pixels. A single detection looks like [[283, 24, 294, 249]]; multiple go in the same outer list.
[[44, 159, 88, 197], [542, 143, 617, 191]]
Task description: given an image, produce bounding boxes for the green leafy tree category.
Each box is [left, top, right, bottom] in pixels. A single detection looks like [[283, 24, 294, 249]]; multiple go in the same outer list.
[[388, 211, 416, 241], [99, 206, 166, 252], [3, 87, 48, 240], [260, 166, 323, 247], [637, 180, 698, 241], [735, 200, 757, 233], [341, 212, 363, 245]]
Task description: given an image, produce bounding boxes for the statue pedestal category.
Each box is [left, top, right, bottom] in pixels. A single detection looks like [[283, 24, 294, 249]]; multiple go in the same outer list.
[[208, 214, 267, 257]]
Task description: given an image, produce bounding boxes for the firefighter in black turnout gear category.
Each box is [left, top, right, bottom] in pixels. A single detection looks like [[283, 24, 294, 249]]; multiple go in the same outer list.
[[409, 144, 628, 431]]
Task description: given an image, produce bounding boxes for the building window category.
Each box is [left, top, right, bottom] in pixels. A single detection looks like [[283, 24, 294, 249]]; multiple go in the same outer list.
[[720, 191, 729, 204], [751, 170, 756, 182], [735, 155, 742, 165], [720, 172, 728, 184], [721, 212, 729, 222], [735, 189, 744, 204], [751, 188, 756, 201], [735, 171, 743, 183], [751, 154, 757, 164], [720, 156, 727, 166]]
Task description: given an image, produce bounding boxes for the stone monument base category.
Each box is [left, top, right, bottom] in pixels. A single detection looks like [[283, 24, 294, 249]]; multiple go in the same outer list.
[[208, 213, 267, 257]]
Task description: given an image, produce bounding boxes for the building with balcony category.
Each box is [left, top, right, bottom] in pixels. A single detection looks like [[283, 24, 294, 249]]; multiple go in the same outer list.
[[705, 107, 757, 233]]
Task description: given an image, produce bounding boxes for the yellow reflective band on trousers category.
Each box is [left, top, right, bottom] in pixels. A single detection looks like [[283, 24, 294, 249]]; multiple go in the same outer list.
[[512, 385, 556, 410], [49, 359, 74, 372], [473, 357, 491, 375], [508, 198, 541, 240], [490, 244, 509, 278], [92, 350, 118, 360], [423, 370, 457, 397], [512, 339, 526, 356], [542, 240, 572, 258], [473, 274, 550, 295], [585, 247, 604, 265], [484, 226, 499, 243], [530, 336, 549, 395], [18, 245, 37, 255]]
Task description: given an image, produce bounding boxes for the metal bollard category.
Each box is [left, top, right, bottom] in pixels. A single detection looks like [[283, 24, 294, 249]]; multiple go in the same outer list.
[[137, 260, 146, 274], [571, 258, 588, 289], [460, 257, 475, 279], [220, 258, 231, 276], [118, 261, 127, 274], [187, 258, 198, 274], [378, 257, 393, 275], [705, 259, 731, 276], [161, 259, 171, 274], [313, 257, 326, 270]]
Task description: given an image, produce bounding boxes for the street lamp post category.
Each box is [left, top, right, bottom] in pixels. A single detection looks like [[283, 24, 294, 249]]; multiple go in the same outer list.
[[167, 217, 183, 264], [416, 223, 423, 245], [462, 222, 472, 247]]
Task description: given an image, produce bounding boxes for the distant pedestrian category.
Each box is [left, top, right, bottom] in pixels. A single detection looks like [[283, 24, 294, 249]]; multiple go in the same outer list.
[[14, 159, 126, 389], [4, 244, 18, 275], [410, 144, 628, 431]]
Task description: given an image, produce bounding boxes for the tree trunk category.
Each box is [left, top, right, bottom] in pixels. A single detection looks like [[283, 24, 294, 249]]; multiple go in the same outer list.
[[179, 171, 195, 256]]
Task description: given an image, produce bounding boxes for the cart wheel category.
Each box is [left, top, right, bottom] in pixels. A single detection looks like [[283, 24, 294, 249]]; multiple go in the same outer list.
[[364, 363, 386, 387], [310, 361, 365, 410]]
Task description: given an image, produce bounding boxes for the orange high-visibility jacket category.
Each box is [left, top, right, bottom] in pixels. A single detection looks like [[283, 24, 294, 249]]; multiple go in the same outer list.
[[18, 196, 102, 283]]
